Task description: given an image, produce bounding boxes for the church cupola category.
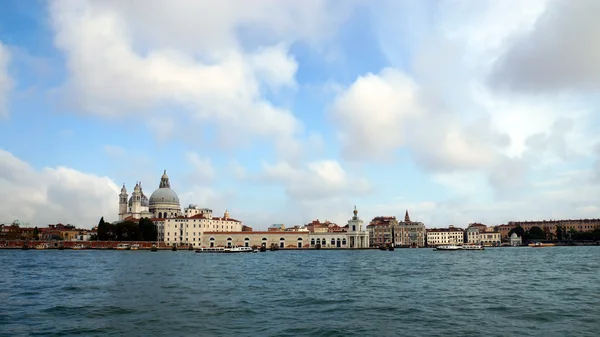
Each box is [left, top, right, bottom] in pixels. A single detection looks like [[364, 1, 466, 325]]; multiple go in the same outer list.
[[224, 209, 229, 220], [404, 210, 411, 223], [159, 170, 171, 188]]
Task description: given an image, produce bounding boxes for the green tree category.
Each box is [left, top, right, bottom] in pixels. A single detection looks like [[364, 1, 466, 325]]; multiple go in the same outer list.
[[33, 226, 39, 240], [116, 221, 139, 241], [555, 226, 564, 240], [138, 218, 157, 241], [508, 225, 525, 238], [528, 226, 546, 240]]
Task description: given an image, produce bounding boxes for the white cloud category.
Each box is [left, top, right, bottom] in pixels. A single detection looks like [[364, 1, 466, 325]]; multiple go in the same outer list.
[[103, 145, 127, 158], [0, 149, 119, 228], [261, 159, 372, 200], [48, 0, 356, 157], [0, 41, 12, 118], [491, 0, 600, 92], [185, 152, 215, 183], [331, 68, 420, 161]]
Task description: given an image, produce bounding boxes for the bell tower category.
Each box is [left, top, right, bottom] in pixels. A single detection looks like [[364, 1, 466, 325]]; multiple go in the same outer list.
[[118, 184, 128, 221]]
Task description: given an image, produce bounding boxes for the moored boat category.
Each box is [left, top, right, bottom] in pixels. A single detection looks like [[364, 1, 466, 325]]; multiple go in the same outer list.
[[434, 244, 462, 251], [195, 246, 254, 253], [130, 244, 140, 250], [462, 244, 484, 250], [72, 244, 85, 250], [529, 242, 556, 248], [35, 243, 50, 250], [116, 243, 131, 250], [150, 244, 158, 252]]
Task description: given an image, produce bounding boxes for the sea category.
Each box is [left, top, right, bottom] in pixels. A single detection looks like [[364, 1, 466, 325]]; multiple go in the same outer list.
[[1, 247, 599, 337]]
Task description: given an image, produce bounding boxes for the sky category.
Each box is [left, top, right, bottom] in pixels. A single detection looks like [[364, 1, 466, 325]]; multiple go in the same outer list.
[[1, 0, 599, 230]]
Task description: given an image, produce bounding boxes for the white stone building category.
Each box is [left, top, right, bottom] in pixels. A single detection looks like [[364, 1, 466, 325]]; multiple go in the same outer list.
[[346, 206, 369, 248], [426, 226, 465, 246], [117, 170, 243, 245], [118, 170, 182, 221]]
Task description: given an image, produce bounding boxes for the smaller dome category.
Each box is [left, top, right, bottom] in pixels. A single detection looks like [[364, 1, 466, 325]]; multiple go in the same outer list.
[[120, 184, 127, 193], [141, 194, 149, 207]]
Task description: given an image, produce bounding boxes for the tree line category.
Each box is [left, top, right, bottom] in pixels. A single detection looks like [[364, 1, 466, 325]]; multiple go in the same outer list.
[[509, 225, 600, 241], [96, 217, 157, 241]]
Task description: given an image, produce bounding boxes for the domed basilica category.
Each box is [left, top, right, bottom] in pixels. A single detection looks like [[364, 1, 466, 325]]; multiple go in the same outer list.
[[118, 170, 183, 221]]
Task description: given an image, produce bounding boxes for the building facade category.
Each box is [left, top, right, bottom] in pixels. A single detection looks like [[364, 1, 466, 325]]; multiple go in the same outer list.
[[367, 216, 399, 247], [398, 211, 426, 248], [496, 219, 600, 239], [426, 226, 465, 246]]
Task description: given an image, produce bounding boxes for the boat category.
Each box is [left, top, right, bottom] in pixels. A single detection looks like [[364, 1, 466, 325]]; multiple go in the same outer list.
[[225, 246, 253, 253], [259, 245, 267, 252], [171, 245, 177, 251], [434, 244, 462, 251], [130, 244, 140, 250], [195, 246, 254, 254], [529, 242, 556, 248], [115, 243, 131, 250], [35, 243, 50, 250], [150, 244, 158, 252], [72, 244, 85, 250], [253, 248, 258, 253], [462, 244, 484, 250]]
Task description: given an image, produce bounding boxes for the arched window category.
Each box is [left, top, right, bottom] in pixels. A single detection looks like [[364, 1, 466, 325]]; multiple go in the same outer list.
[[244, 237, 250, 247], [158, 212, 162, 218], [226, 237, 232, 247], [298, 237, 303, 241], [321, 239, 326, 245], [280, 238, 285, 241], [310, 239, 315, 245], [209, 237, 215, 247], [342, 239, 347, 245], [331, 238, 335, 245]]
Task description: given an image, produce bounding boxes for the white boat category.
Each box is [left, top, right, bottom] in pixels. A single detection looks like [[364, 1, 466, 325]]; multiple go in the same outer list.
[[462, 244, 484, 250], [130, 244, 140, 250], [115, 243, 131, 250], [72, 244, 86, 250], [195, 246, 253, 253], [35, 243, 50, 250], [434, 244, 462, 251]]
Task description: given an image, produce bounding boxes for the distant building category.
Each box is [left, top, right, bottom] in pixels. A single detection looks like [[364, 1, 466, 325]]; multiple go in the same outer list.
[[268, 224, 285, 231], [367, 216, 399, 247], [496, 219, 600, 239], [426, 226, 464, 246], [509, 233, 522, 246], [398, 211, 426, 248], [199, 207, 368, 249], [464, 223, 501, 246]]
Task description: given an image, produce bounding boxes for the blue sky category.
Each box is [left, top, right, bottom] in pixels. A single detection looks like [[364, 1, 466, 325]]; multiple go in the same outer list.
[[1, 0, 599, 229]]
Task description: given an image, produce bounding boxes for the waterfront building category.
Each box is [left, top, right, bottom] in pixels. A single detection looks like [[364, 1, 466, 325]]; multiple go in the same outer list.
[[162, 208, 243, 246], [464, 224, 501, 246], [398, 211, 426, 247], [509, 233, 522, 246], [188, 208, 366, 249], [118, 171, 244, 246], [426, 226, 464, 246], [496, 219, 600, 239], [118, 170, 181, 221], [367, 216, 399, 247], [346, 206, 369, 248]]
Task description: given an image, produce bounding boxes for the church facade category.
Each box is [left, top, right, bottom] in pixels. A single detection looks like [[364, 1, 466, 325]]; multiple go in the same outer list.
[[118, 171, 243, 244]]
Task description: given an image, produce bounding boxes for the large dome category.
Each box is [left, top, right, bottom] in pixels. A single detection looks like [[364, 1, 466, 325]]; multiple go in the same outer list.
[[149, 188, 180, 206]]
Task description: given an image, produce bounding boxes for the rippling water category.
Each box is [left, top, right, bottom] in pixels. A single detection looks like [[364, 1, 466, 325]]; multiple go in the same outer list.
[[1, 247, 599, 336]]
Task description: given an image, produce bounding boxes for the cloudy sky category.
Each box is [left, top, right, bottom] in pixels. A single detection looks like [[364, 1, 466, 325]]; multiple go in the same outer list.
[[1, 0, 599, 229]]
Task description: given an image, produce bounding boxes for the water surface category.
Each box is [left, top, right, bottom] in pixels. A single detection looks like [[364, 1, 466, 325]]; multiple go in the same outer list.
[[1, 247, 599, 336]]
